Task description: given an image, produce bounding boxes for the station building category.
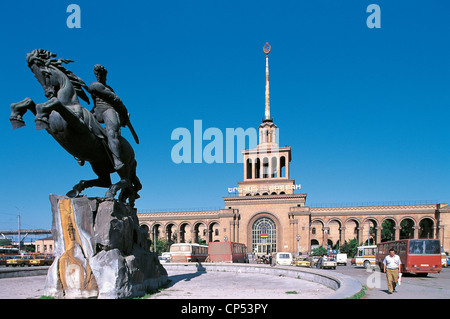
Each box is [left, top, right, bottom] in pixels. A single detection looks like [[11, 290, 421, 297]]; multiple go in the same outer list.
[[138, 44, 450, 255]]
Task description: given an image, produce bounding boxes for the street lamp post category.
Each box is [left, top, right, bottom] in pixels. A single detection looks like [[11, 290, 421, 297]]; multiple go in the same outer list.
[[153, 227, 156, 253], [296, 234, 301, 256]]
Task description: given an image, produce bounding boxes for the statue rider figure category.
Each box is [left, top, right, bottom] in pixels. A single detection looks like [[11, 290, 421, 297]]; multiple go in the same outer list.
[[89, 64, 129, 170]]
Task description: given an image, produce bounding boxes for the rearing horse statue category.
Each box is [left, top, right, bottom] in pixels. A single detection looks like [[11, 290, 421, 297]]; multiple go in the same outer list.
[[9, 49, 142, 206]]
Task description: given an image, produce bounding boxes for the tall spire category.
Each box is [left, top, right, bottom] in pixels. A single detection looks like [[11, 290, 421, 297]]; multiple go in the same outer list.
[[263, 42, 272, 122]]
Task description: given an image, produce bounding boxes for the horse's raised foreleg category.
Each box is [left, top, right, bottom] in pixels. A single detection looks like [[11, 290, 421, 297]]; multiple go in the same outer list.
[[10, 98, 36, 129], [35, 97, 62, 130]]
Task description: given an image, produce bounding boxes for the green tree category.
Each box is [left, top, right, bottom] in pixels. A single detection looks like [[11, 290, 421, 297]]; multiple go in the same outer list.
[[400, 219, 414, 239], [0, 239, 12, 246], [152, 237, 170, 255], [311, 246, 328, 256], [339, 238, 359, 257], [381, 220, 395, 242]]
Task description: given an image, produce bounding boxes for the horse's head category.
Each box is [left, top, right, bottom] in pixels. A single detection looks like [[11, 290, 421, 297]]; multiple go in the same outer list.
[[26, 49, 59, 99], [26, 49, 90, 105]]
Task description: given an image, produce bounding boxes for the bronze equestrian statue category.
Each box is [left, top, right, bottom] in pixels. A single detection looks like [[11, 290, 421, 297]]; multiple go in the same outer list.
[[9, 49, 141, 206]]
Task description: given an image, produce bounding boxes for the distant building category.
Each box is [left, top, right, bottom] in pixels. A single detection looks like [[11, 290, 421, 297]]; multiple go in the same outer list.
[[138, 44, 450, 255], [34, 236, 54, 254]]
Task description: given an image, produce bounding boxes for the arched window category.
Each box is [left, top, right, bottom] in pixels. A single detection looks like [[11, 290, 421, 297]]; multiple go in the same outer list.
[[255, 158, 261, 179], [310, 239, 320, 250], [419, 218, 434, 239], [271, 157, 277, 178], [280, 156, 286, 177], [246, 158, 253, 179], [262, 157, 269, 178], [252, 217, 277, 255]]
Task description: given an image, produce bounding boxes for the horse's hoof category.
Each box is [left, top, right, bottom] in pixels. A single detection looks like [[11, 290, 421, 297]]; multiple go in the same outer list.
[[66, 189, 80, 198], [10, 117, 25, 130], [35, 118, 49, 130]]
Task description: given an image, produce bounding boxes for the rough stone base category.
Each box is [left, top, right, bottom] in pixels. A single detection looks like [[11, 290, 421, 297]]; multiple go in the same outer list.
[[44, 195, 167, 299]]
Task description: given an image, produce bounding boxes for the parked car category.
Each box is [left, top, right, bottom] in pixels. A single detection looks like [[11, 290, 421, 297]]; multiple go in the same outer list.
[[6, 255, 30, 267], [29, 254, 54, 266], [336, 253, 347, 266], [442, 252, 447, 268], [158, 252, 171, 263], [158, 256, 168, 263], [0, 255, 13, 266], [162, 252, 171, 261], [321, 257, 337, 270], [294, 256, 311, 268], [275, 252, 293, 265]]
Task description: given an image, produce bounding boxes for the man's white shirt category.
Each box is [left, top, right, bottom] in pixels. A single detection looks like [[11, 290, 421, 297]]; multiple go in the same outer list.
[[383, 254, 401, 269]]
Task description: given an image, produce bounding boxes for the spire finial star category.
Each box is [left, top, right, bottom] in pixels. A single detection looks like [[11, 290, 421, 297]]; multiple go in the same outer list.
[[263, 42, 271, 55]]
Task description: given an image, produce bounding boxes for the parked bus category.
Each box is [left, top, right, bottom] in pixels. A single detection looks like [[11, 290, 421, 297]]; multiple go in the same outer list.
[[355, 245, 377, 268], [376, 239, 442, 276], [169, 243, 208, 262], [208, 242, 248, 263]]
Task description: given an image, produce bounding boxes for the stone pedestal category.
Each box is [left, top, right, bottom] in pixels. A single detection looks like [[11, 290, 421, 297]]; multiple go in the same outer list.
[[44, 195, 168, 299]]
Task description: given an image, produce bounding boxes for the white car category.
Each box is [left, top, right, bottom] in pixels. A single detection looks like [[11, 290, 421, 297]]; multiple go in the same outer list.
[[321, 257, 337, 270], [275, 252, 293, 265], [158, 252, 171, 263]]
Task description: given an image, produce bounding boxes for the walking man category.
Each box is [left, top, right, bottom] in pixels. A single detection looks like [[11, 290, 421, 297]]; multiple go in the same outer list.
[[383, 248, 402, 294]]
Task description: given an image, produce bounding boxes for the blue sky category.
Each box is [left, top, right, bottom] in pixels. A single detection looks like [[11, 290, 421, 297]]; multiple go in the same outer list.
[[0, 0, 449, 232]]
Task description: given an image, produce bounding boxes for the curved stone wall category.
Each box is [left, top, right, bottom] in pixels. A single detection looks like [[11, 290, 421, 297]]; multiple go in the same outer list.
[[163, 263, 362, 299]]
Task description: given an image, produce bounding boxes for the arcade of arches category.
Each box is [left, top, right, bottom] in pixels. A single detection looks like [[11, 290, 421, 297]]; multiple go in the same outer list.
[[138, 202, 450, 255], [309, 206, 447, 250]]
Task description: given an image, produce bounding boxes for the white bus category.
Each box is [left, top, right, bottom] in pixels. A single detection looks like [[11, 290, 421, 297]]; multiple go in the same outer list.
[[169, 243, 208, 262], [355, 245, 376, 269]]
